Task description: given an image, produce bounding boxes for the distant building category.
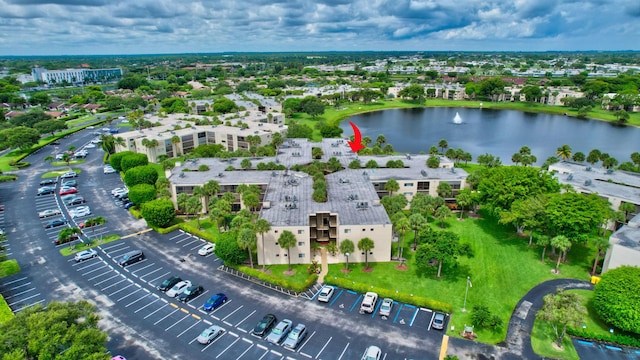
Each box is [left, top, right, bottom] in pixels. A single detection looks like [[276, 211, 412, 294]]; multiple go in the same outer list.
[[602, 213, 640, 273], [32, 67, 123, 84]]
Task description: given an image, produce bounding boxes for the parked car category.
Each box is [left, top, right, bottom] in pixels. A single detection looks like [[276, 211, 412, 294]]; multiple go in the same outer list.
[[157, 276, 182, 292], [360, 292, 378, 314], [104, 166, 116, 174], [60, 171, 78, 179], [39, 178, 57, 186], [37, 187, 55, 196], [123, 202, 135, 210], [69, 206, 91, 218], [44, 218, 67, 228], [196, 325, 224, 344], [178, 285, 204, 303], [361, 346, 382, 360], [109, 128, 119, 133], [110, 356, 126, 360], [61, 179, 77, 187], [74, 151, 88, 158], [39, 208, 61, 218], [252, 314, 277, 338], [198, 243, 215, 256], [65, 196, 86, 206], [74, 249, 97, 262], [379, 298, 394, 317], [432, 312, 446, 330], [117, 249, 144, 267], [203, 293, 227, 311], [111, 187, 127, 196], [266, 319, 293, 345], [317, 286, 335, 303], [166, 280, 192, 298], [282, 323, 307, 350], [59, 186, 78, 195]]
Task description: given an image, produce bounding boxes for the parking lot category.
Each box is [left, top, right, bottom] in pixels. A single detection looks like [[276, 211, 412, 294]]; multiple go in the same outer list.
[[574, 339, 640, 360]]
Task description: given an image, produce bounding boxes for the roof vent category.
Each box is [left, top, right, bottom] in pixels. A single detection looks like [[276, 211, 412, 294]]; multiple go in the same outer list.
[[606, 169, 614, 174], [218, 172, 224, 177], [586, 166, 592, 171], [406, 154, 412, 160], [421, 170, 428, 177], [567, 174, 574, 181], [178, 172, 185, 178], [584, 179, 592, 186]]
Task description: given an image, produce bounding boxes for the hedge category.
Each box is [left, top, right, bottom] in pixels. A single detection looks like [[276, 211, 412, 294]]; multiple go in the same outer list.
[[324, 277, 453, 313], [128, 206, 143, 219], [0, 295, 13, 325], [568, 327, 640, 348], [179, 223, 216, 242], [235, 265, 318, 293], [0, 259, 21, 278], [0, 175, 18, 182]]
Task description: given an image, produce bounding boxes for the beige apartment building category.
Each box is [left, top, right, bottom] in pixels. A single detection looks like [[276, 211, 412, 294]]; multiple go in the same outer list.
[[167, 139, 468, 266]]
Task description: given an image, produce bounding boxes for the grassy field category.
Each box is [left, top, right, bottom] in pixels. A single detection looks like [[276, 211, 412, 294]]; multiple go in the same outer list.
[[566, 289, 613, 337], [326, 211, 594, 344], [531, 319, 580, 360], [51, 159, 86, 167]]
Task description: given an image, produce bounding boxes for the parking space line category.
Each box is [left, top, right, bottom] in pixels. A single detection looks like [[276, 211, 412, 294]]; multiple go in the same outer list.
[[125, 293, 152, 308], [349, 294, 363, 312], [337, 342, 350, 360], [106, 246, 131, 256], [82, 265, 109, 277], [118, 288, 143, 302], [199, 330, 226, 350], [131, 263, 155, 276], [237, 343, 255, 359], [175, 236, 193, 244], [298, 330, 315, 353], [144, 303, 169, 319], [154, 308, 179, 325], [165, 312, 191, 331], [186, 290, 208, 306], [8, 293, 41, 307], [426, 311, 435, 330], [177, 319, 201, 338], [393, 304, 404, 323], [235, 309, 256, 327], [0, 277, 28, 286], [371, 298, 383, 318], [169, 233, 183, 241], [148, 271, 171, 285], [4, 288, 35, 300], [221, 305, 243, 322], [16, 299, 45, 312], [100, 242, 128, 252], [4, 282, 32, 290], [410, 307, 420, 327], [109, 283, 134, 296], [134, 297, 161, 313], [101, 278, 127, 291], [182, 239, 200, 248], [140, 267, 164, 282], [89, 271, 118, 283], [315, 336, 332, 359], [216, 337, 241, 358]]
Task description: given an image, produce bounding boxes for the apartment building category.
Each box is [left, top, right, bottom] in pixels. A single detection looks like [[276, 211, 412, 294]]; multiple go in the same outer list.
[[31, 67, 122, 84]]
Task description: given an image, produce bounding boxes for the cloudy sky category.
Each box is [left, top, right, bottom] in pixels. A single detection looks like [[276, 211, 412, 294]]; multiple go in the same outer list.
[[1, 0, 639, 55]]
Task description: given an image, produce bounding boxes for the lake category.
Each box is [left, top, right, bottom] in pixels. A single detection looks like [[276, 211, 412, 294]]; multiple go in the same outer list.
[[341, 107, 640, 165]]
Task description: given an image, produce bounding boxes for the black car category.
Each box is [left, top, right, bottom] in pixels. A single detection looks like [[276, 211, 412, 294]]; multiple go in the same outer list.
[[157, 276, 182, 292], [44, 218, 67, 228], [39, 178, 57, 186], [37, 187, 55, 196], [65, 197, 86, 206], [178, 285, 204, 303], [252, 314, 277, 338], [117, 249, 144, 267]]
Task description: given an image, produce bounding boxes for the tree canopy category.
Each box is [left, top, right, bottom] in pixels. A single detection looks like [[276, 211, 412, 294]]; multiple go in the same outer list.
[[593, 266, 640, 335]]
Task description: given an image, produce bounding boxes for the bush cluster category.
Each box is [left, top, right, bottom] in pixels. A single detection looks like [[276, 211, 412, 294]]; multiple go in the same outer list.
[[236, 265, 318, 293], [324, 277, 453, 313]]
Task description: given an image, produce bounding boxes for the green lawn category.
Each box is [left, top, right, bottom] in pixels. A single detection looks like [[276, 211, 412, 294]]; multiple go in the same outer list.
[[51, 159, 86, 167], [41, 168, 81, 178], [259, 264, 314, 284], [59, 234, 121, 256], [531, 319, 580, 360], [0, 259, 21, 278], [566, 289, 615, 338], [326, 212, 594, 344]]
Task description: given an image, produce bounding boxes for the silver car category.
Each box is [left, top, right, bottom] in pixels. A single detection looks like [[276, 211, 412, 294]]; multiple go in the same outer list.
[[266, 319, 293, 345], [379, 298, 393, 317], [196, 325, 224, 344], [74, 249, 97, 262], [317, 285, 335, 303], [361, 346, 382, 360], [282, 323, 307, 350]]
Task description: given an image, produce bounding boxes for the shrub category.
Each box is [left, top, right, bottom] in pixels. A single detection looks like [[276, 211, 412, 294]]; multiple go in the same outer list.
[[470, 305, 503, 330], [214, 231, 246, 265], [124, 165, 159, 187], [593, 266, 640, 335], [236, 265, 318, 293], [120, 153, 149, 172], [109, 151, 134, 171], [325, 277, 453, 313], [128, 184, 156, 205], [140, 199, 176, 228]]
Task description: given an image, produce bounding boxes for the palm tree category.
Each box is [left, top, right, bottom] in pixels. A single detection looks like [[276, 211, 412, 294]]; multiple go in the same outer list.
[[375, 134, 386, 146], [210, 199, 231, 231], [394, 216, 411, 262], [186, 196, 203, 225], [101, 134, 115, 154], [434, 206, 452, 228], [278, 230, 297, 271], [591, 237, 610, 275], [44, 155, 54, 166], [177, 192, 190, 216], [551, 235, 571, 274], [536, 235, 550, 263], [171, 135, 181, 156], [237, 227, 257, 268], [438, 139, 448, 153], [339, 239, 355, 270], [619, 202, 636, 223], [409, 213, 425, 250], [62, 153, 72, 167], [555, 144, 572, 161], [362, 136, 372, 148], [357, 237, 375, 269], [384, 179, 399, 197], [254, 219, 271, 270], [202, 180, 220, 211]]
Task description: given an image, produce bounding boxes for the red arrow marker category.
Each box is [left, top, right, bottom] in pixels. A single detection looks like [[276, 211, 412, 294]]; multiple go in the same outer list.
[[347, 121, 364, 153]]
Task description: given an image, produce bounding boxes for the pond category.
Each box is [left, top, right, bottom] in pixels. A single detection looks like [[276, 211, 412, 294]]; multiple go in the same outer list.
[[341, 107, 640, 165]]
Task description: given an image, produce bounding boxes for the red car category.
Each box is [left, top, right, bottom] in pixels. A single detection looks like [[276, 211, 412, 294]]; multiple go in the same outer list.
[[78, 221, 95, 229], [59, 187, 78, 195]]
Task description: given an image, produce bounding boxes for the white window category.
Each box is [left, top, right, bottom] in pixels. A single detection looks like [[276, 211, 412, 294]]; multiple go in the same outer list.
[[404, 183, 413, 187], [298, 230, 304, 234], [298, 242, 305, 246], [298, 253, 305, 258], [344, 229, 351, 234]]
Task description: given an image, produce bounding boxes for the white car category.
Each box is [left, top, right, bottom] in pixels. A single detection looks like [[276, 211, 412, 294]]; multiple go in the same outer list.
[[74, 249, 97, 262], [318, 286, 335, 303], [361, 346, 382, 360], [360, 292, 378, 314], [60, 171, 77, 179], [69, 206, 91, 218], [84, 143, 96, 149], [198, 243, 215, 256], [166, 280, 192, 297], [39, 208, 61, 218], [104, 166, 116, 174], [111, 187, 127, 196], [196, 325, 224, 344]]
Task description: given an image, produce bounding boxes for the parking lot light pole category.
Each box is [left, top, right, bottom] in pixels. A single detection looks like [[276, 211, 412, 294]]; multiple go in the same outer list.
[[345, 252, 350, 270], [462, 276, 471, 312]]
